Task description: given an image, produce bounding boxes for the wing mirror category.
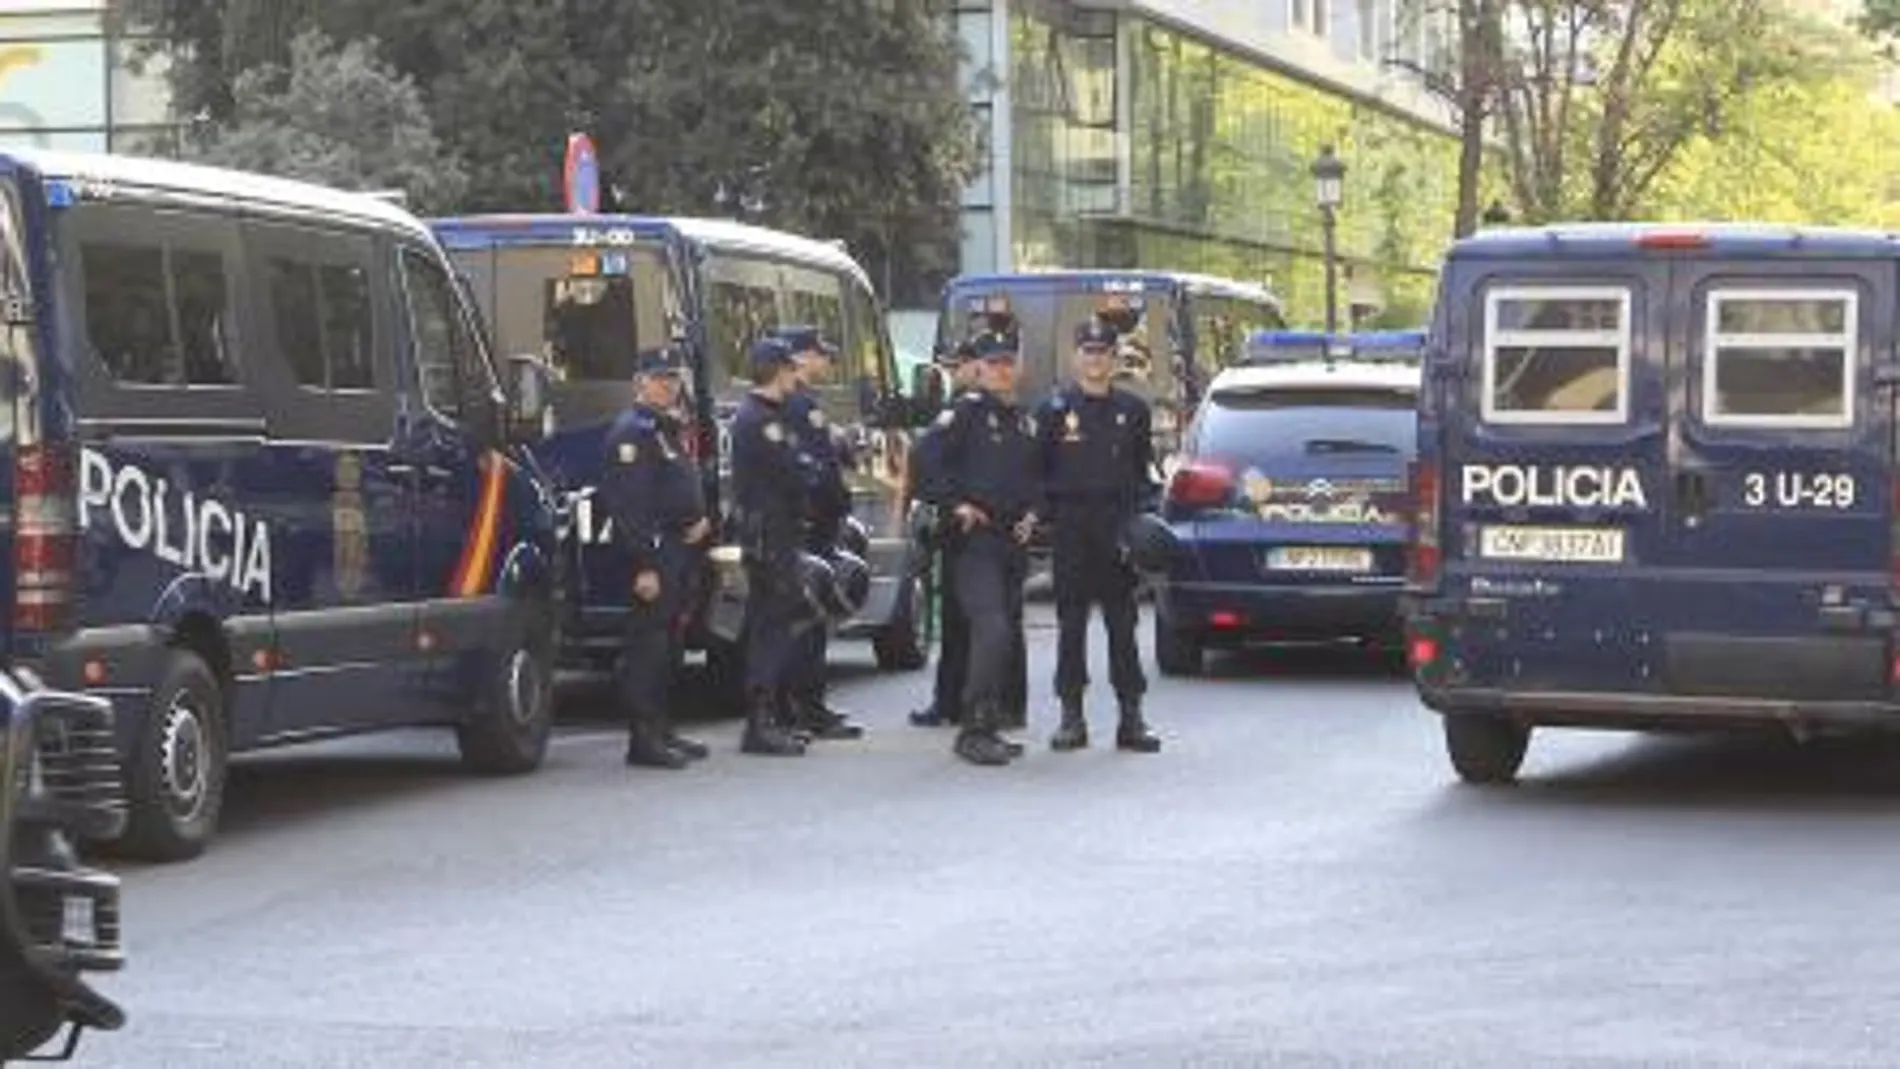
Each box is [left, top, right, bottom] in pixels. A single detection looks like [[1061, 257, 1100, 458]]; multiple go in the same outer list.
[[505, 353, 555, 442], [0, 675, 127, 1063]]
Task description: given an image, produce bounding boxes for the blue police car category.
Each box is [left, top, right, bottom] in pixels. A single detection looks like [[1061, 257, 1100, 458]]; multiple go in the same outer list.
[[1408, 223, 1900, 785], [0, 150, 562, 861], [1153, 329, 1422, 675]]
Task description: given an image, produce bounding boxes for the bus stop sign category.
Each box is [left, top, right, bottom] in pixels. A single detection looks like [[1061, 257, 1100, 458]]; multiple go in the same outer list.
[[564, 133, 600, 215]]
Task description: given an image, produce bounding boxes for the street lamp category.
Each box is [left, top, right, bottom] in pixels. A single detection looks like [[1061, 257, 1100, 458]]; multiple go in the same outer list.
[[1311, 145, 1346, 336]]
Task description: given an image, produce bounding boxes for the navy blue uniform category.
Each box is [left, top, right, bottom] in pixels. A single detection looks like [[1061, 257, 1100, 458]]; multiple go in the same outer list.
[[1035, 382, 1154, 702], [934, 383, 1039, 762], [731, 389, 810, 698], [600, 395, 710, 767], [783, 385, 852, 731]]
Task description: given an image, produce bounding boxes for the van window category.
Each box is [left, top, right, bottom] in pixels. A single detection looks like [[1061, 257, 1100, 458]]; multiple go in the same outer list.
[[704, 254, 783, 385], [1481, 286, 1629, 424], [401, 247, 487, 422], [1703, 289, 1855, 428], [478, 244, 674, 382], [843, 277, 888, 388], [80, 239, 235, 387], [267, 258, 375, 392]]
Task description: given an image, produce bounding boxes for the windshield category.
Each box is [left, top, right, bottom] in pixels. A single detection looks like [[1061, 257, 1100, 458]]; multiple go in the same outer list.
[[938, 282, 1177, 397], [1196, 386, 1418, 461], [452, 244, 677, 384]]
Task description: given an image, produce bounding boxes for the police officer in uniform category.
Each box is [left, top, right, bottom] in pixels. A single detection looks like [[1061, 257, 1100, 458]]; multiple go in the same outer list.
[[929, 329, 1039, 765], [1034, 319, 1162, 754], [909, 339, 977, 729], [774, 325, 865, 742], [600, 345, 714, 768], [728, 335, 814, 757]]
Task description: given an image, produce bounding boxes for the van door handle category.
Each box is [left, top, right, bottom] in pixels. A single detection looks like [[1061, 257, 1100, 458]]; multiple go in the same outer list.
[[1674, 470, 1710, 520]]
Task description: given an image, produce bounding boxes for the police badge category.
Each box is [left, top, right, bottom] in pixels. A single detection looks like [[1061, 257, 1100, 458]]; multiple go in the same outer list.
[[332, 453, 369, 600], [1063, 410, 1082, 442], [618, 441, 638, 463], [764, 421, 784, 443]]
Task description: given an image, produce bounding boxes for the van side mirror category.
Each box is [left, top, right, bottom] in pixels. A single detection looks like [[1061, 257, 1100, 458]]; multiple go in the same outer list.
[[0, 679, 127, 1063], [505, 353, 554, 442]]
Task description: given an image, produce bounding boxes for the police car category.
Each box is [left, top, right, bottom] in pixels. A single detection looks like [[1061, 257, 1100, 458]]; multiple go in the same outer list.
[[1153, 330, 1422, 675], [0, 150, 562, 861], [1408, 223, 1900, 785]]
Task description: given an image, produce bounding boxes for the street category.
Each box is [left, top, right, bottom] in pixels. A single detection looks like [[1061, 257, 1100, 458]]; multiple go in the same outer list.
[[71, 606, 1900, 1068]]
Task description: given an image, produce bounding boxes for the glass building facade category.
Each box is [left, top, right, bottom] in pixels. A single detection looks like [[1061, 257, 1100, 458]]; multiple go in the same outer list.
[[954, 0, 1461, 327], [0, 1, 172, 153]]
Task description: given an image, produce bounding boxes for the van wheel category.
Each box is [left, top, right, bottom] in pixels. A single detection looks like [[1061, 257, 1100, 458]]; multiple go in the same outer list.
[[116, 649, 227, 863], [872, 577, 929, 672], [1154, 615, 1204, 678], [1443, 714, 1530, 785], [457, 629, 554, 775]]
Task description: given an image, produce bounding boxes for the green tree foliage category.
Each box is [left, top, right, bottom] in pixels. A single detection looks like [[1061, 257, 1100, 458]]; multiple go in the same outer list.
[[114, 0, 981, 303], [179, 29, 468, 212]]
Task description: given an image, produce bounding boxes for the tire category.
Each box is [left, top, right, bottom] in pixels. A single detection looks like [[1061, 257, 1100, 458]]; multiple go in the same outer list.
[[872, 576, 929, 672], [1154, 614, 1204, 678], [457, 625, 555, 776], [1443, 713, 1531, 785], [115, 648, 227, 863]]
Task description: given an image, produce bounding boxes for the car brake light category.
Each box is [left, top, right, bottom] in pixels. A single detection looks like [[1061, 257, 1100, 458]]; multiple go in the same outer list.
[[1636, 231, 1708, 250], [1406, 459, 1441, 587], [1168, 460, 1234, 508], [14, 443, 76, 633]]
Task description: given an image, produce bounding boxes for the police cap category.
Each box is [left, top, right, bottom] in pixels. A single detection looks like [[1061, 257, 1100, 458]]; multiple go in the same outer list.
[[633, 344, 686, 377], [1075, 319, 1119, 351], [773, 324, 838, 358], [747, 335, 796, 373], [971, 331, 1019, 362]]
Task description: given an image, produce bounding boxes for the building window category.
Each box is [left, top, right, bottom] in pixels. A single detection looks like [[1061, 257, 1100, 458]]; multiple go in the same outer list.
[[1357, 0, 1381, 61]]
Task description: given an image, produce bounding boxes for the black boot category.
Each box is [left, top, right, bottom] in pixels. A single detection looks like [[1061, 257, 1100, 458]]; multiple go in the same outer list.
[[627, 717, 689, 769], [1050, 695, 1089, 752], [954, 702, 1014, 766], [1115, 696, 1161, 754], [742, 692, 806, 756], [794, 694, 865, 741], [665, 732, 710, 761]]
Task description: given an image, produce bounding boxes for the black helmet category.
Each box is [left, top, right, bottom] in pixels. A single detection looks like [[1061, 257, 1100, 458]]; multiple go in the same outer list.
[[1120, 512, 1179, 574], [837, 515, 871, 560], [826, 549, 872, 617], [795, 551, 837, 624]]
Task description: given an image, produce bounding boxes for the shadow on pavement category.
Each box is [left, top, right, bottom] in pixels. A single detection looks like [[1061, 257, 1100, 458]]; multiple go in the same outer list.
[[1203, 642, 1409, 684], [212, 746, 476, 842], [1440, 731, 1900, 814]]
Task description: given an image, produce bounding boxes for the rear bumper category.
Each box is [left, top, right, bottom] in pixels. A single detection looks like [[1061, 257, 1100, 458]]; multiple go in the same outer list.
[[1416, 683, 1900, 733], [1158, 580, 1402, 644]]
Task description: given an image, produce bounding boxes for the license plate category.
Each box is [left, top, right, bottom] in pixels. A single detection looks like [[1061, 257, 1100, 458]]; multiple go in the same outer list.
[[1265, 546, 1374, 572], [1477, 525, 1625, 563]]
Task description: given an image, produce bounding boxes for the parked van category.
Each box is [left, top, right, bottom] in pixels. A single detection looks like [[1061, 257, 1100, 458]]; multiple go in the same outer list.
[[1408, 223, 1896, 784], [0, 150, 560, 860]]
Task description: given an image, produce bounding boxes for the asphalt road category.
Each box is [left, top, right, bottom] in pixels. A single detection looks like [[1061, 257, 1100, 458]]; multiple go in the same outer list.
[[63, 606, 1900, 1068]]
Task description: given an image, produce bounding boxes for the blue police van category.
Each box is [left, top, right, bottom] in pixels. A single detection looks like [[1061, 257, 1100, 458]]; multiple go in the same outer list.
[[1154, 330, 1422, 675], [1408, 223, 1900, 784], [935, 271, 1285, 469], [429, 214, 932, 686], [0, 150, 561, 861]]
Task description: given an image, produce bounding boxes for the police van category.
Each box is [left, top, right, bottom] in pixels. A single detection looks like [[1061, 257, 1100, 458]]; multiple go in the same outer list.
[[1408, 223, 1900, 784], [430, 213, 933, 688], [0, 150, 561, 860], [1157, 330, 1421, 674]]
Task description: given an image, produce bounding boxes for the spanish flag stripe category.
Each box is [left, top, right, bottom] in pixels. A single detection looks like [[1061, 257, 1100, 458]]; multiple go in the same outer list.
[[448, 453, 508, 598]]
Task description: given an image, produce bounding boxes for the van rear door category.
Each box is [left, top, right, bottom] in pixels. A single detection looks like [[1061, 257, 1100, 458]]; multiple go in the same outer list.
[[1443, 271, 1668, 693], [1654, 260, 1895, 701]]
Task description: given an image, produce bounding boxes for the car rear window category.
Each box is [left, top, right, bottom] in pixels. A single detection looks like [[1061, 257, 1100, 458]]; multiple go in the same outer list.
[[1195, 386, 1417, 460]]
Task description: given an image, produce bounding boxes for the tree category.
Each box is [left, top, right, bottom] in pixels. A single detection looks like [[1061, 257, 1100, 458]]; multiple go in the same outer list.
[[114, 0, 982, 305], [178, 29, 468, 213], [1397, 0, 1834, 228]]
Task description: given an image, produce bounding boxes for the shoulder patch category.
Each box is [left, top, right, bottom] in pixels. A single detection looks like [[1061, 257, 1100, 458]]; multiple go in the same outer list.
[[618, 442, 638, 464], [809, 409, 827, 428], [764, 421, 784, 443], [935, 409, 955, 428]]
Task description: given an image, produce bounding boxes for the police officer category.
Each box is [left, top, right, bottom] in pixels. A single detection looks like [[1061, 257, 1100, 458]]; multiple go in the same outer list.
[[930, 329, 1040, 766], [599, 345, 713, 769], [774, 325, 865, 742], [1033, 319, 1162, 754], [728, 335, 814, 757], [909, 340, 978, 729]]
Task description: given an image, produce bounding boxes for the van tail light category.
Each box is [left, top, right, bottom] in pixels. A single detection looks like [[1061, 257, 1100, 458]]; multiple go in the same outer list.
[[1406, 459, 1441, 588], [1167, 460, 1235, 509], [14, 443, 77, 633]]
